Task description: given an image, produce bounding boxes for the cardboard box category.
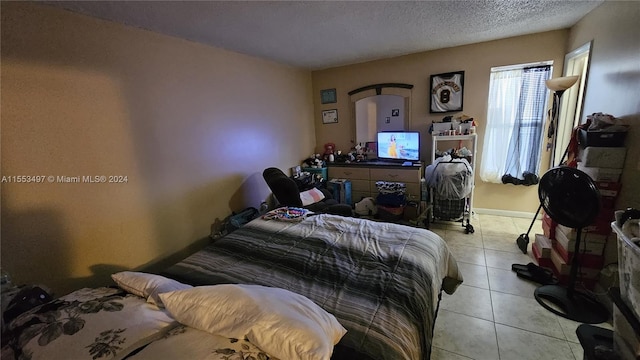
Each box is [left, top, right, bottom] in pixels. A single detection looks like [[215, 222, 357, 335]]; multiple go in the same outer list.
[[555, 224, 609, 244], [534, 234, 552, 257], [532, 241, 553, 269], [595, 181, 622, 198], [587, 209, 615, 235], [555, 227, 606, 255], [550, 248, 600, 279], [542, 216, 556, 240], [553, 240, 604, 268], [580, 147, 627, 169], [554, 211, 615, 237], [542, 211, 555, 225], [577, 163, 623, 182], [601, 195, 618, 209]]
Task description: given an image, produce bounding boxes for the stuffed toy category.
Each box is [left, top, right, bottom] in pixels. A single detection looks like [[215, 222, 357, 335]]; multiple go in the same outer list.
[[323, 143, 336, 162], [302, 154, 324, 168], [355, 197, 377, 216]]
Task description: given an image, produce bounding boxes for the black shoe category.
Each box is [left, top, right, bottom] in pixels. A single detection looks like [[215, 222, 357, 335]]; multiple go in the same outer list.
[[522, 172, 539, 186], [502, 174, 522, 185], [513, 262, 558, 285]]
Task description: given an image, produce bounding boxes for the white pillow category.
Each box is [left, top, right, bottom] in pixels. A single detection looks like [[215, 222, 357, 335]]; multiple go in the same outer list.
[[159, 284, 347, 360], [300, 187, 326, 206], [111, 271, 192, 307]]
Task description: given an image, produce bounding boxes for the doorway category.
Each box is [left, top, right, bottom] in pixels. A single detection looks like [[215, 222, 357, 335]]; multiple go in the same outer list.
[[355, 95, 406, 144], [553, 41, 592, 166]]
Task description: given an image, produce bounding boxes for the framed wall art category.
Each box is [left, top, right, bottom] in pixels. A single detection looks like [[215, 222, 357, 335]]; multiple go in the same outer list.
[[322, 109, 338, 124], [320, 88, 337, 104], [430, 71, 464, 113]]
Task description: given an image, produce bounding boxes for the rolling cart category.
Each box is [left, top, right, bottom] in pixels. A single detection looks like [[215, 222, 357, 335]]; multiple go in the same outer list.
[[424, 158, 475, 233]]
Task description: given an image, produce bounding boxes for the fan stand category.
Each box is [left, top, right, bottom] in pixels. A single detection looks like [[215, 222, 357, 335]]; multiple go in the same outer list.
[[534, 227, 609, 324]]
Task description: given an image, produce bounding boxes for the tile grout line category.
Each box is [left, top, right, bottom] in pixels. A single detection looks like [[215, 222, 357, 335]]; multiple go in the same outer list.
[[482, 231, 502, 360], [510, 217, 578, 359], [432, 346, 474, 360], [437, 216, 582, 360]]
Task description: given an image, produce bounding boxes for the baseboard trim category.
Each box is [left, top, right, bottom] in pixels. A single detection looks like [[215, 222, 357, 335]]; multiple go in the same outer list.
[[474, 208, 541, 219]]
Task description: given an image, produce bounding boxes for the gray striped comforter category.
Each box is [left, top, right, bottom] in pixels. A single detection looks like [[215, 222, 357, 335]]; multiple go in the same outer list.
[[162, 214, 462, 360]]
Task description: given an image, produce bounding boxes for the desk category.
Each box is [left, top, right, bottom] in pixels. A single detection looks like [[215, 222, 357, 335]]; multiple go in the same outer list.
[[328, 162, 423, 205]]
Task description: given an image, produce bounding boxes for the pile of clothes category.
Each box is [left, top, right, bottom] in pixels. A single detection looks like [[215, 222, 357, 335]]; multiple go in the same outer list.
[[375, 181, 407, 221]]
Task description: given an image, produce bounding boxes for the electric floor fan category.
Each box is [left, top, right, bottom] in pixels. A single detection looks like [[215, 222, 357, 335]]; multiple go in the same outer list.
[[534, 166, 609, 323]]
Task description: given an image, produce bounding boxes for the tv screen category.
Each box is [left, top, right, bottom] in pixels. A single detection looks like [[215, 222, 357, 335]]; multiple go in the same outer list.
[[376, 131, 420, 162]]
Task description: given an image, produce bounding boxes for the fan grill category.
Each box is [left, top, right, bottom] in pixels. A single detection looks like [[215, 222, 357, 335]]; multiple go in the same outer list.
[[538, 167, 600, 228]]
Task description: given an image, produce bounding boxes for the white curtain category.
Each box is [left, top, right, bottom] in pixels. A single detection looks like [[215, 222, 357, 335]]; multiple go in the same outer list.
[[480, 69, 522, 183]]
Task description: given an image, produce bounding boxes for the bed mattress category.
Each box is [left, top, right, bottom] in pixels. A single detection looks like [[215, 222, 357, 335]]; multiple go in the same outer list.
[[162, 214, 462, 360]]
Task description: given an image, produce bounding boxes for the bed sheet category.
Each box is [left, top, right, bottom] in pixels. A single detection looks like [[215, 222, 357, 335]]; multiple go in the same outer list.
[[162, 214, 463, 360]]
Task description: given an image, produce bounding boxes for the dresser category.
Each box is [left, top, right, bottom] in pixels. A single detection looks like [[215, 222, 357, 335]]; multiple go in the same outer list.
[[327, 162, 423, 205]]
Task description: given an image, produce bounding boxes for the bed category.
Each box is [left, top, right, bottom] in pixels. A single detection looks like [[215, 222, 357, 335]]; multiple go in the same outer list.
[[2, 213, 462, 360]]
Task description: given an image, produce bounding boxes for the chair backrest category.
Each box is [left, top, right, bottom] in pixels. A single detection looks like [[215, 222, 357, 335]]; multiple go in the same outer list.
[[262, 167, 303, 207]]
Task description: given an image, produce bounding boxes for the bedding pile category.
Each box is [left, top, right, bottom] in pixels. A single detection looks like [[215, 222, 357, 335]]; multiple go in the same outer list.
[[163, 214, 463, 360], [1, 287, 177, 360], [2, 214, 462, 360], [2, 280, 345, 360]]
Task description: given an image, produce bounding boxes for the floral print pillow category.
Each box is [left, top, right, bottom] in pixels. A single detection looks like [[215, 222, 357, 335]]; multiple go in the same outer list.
[[2, 287, 177, 360]]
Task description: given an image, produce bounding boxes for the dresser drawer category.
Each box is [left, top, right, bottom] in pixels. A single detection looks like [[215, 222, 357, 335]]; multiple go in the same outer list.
[[350, 179, 370, 192], [370, 168, 420, 184], [328, 167, 370, 180]]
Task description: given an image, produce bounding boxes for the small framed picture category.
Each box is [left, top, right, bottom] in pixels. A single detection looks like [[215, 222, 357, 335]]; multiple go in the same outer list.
[[430, 71, 464, 113], [391, 109, 399, 117], [322, 109, 338, 124], [320, 88, 337, 104]]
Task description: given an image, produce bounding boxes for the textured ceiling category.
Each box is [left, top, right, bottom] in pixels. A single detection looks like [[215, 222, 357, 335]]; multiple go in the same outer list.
[[43, 1, 604, 70]]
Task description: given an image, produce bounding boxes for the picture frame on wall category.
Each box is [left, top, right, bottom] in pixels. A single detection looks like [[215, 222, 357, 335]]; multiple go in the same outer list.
[[430, 71, 464, 113], [322, 109, 338, 124], [320, 88, 337, 104]]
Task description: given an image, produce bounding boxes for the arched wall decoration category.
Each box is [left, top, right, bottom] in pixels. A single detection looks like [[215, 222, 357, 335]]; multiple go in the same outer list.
[[348, 83, 414, 144], [348, 83, 414, 96]]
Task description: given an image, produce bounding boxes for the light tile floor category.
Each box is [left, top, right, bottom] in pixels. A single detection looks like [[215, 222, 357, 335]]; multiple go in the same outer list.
[[430, 213, 612, 360]]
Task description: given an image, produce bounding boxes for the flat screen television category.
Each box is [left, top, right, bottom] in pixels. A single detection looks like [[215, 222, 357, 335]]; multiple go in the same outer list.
[[376, 131, 420, 162]]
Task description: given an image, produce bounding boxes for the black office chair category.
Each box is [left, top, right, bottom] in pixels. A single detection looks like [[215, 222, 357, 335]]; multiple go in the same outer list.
[[262, 167, 352, 216]]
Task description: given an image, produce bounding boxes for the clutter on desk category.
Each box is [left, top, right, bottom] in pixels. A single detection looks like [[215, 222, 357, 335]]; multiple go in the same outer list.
[[302, 154, 325, 168], [323, 143, 336, 162], [429, 114, 477, 135], [434, 146, 472, 159]]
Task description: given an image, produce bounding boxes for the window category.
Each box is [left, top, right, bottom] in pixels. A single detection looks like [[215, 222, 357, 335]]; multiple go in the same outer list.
[[480, 63, 552, 184]]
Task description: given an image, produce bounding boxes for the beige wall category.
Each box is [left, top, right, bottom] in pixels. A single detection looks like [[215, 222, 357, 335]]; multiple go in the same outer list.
[[312, 31, 569, 214], [1, 3, 315, 295], [568, 1, 640, 210]]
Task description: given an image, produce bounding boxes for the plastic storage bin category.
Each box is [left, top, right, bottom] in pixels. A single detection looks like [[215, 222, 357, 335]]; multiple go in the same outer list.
[[612, 222, 640, 321], [578, 128, 627, 148]]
